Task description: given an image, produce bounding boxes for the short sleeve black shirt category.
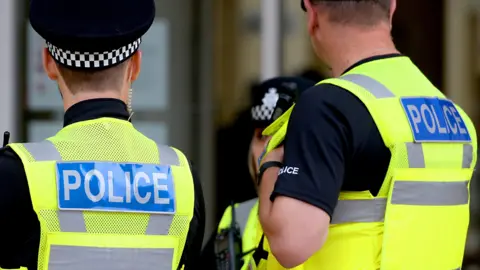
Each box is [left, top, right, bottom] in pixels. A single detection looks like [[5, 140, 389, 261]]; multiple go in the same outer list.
[[271, 55, 399, 217], [0, 98, 205, 269]]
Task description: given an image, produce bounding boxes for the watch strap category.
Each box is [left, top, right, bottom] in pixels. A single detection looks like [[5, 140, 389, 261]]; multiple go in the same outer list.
[[257, 161, 283, 186]]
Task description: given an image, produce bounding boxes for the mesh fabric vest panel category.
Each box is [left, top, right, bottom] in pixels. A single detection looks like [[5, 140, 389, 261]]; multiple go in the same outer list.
[[9, 118, 194, 270]]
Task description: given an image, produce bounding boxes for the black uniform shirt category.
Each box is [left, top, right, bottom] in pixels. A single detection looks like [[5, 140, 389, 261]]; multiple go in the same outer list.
[[271, 54, 400, 217], [0, 98, 205, 269]]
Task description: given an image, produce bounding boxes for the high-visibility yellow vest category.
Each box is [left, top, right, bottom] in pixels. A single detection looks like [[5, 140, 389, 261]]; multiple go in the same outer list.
[[6, 117, 195, 270], [260, 56, 477, 270], [218, 198, 260, 270]]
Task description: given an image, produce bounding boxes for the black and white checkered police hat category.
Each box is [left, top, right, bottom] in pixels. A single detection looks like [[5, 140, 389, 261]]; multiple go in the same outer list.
[[29, 0, 155, 70], [250, 77, 316, 127]]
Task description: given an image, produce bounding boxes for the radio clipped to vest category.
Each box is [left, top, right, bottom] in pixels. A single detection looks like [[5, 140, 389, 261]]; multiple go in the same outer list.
[[215, 201, 244, 270]]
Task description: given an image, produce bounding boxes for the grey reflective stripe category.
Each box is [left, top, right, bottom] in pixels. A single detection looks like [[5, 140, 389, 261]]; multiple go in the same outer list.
[[145, 215, 174, 235], [56, 211, 172, 235], [58, 212, 173, 235], [340, 74, 395, 98], [391, 181, 469, 205], [235, 198, 258, 236], [332, 180, 469, 223], [157, 144, 180, 166], [22, 141, 180, 167], [406, 142, 425, 168], [463, 144, 473, 168], [331, 198, 386, 224], [49, 245, 173, 270], [58, 211, 86, 232], [22, 141, 62, 161]]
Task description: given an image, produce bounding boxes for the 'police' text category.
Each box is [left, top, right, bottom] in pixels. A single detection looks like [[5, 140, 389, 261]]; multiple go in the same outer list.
[[56, 162, 176, 214], [400, 97, 471, 142]]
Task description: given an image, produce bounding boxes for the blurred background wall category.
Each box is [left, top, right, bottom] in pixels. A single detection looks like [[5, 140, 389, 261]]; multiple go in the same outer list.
[[0, 0, 479, 266]]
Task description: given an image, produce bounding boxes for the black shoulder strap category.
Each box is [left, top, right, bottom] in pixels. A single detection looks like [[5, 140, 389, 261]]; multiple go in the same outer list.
[[252, 234, 269, 265]]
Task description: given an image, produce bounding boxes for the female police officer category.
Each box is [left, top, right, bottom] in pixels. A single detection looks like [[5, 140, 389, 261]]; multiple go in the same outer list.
[[198, 76, 315, 269]]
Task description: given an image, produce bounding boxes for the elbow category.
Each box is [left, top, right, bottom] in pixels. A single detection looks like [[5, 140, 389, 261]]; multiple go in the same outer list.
[[267, 227, 329, 268], [268, 237, 311, 268], [267, 236, 319, 268]]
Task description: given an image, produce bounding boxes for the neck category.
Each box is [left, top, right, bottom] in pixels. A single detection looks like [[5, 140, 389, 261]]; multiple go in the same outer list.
[[63, 90, 124, 112], [322, 25, 399, 77]]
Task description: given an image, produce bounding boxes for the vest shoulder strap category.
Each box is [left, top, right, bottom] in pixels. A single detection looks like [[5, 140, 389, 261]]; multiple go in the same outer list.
[[11, 140, 184, 167]]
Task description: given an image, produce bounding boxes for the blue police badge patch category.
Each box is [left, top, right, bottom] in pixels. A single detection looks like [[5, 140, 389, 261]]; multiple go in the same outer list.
[[56, 162, 176, 214], [400, 97, 471, 142]]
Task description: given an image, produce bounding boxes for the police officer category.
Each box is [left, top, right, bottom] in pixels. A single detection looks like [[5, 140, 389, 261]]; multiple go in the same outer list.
[[198, 77, 315, 269], [256, 0, 477, 269], [0, 0, 205, 269]]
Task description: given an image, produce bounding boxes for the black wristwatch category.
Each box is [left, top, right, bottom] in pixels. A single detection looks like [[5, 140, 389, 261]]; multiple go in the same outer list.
[[257, 161, 283, 186]]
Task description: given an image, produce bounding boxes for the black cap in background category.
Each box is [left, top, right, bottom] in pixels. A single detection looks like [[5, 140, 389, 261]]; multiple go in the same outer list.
[[250, 77, 316, 127]]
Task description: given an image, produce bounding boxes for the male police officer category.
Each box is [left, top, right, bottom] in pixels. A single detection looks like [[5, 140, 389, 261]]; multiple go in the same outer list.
[[0, 0, 205, 269], [256, 0, 477, 269]]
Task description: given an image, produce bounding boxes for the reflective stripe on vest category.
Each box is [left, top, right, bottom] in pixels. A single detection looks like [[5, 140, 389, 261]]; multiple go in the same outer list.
[[329, 74, 472, 225], [235, 198, 258, 236], [21, 140, 180, 269], [49, 246, 173, 270]]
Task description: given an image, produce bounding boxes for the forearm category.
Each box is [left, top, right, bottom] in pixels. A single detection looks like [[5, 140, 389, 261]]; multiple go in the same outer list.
[[258, 167, 331, 268], [258, 167, 284, 242]]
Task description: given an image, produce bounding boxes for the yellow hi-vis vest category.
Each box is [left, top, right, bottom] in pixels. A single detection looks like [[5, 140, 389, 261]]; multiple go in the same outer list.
[[7, 117, 194, 270], [260, 56, 477, 270], [218, 198, 259, 270]]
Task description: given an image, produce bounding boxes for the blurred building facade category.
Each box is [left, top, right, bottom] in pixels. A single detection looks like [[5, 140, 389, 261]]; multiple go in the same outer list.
[[0, 0, 479, 261]]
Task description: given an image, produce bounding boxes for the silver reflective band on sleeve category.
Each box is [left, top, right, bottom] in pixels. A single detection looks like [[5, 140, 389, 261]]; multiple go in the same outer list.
[[23, 141, 62, 161], [331, 198, 386, 224], [340, 74, 395, 98], [235, 198, 258, 236], [49, 245, 173, 270], [390, 181, 469, 205], [463, 144, 473, 168], [157, 144, 181, 166]]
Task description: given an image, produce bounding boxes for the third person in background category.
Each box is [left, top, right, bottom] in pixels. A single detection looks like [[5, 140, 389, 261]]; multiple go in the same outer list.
[[199, 76, 315, 270], [256, 0, 477, 269]]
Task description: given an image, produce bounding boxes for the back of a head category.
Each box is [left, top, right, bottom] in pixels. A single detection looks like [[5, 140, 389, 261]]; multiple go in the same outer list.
[[302, 0, 392, 26], [29, 0, 156, 94]]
